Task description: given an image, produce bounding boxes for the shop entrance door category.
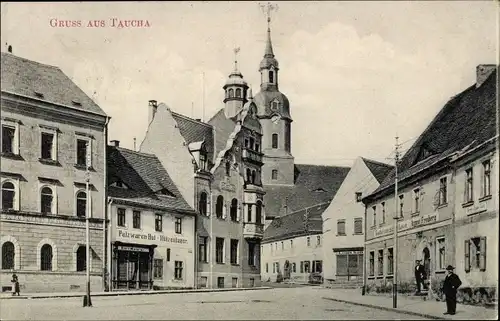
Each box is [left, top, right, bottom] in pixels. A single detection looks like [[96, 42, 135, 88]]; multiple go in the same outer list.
[[115, 247, 152, 290]]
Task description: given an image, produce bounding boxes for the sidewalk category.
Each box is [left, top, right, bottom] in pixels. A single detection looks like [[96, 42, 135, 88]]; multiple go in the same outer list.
[[0, 286, 272, 300], [320, 288, 498, 320]]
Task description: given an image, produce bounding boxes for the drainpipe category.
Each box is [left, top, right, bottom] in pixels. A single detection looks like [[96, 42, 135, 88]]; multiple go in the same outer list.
[[102, 116, 110, 291], [209, 183, 214, 288], [362, 204, 367, 295], [107, 197, 114, 292], [194, 210, 198, 289]]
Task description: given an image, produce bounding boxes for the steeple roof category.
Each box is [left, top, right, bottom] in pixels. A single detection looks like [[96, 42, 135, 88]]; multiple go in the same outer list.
[[259, 26, 279, 70]]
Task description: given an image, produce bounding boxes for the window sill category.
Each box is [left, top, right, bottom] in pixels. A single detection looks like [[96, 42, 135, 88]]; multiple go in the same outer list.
[[370, 226, 376, 230], [336, 234, 346, 237], [231, 263, 240, 266], [39, 158, 61, 166], [462, 201, 474, 208], [376, 275, 384, 279], [117, 225, 126, 228], [1, 152, 23, 160], [367, 276, 375, 280], [74, 164, 95, 171], [353, 232, 363, 235], [411, 212, 420, 217], [437, 203, 448, 209], [479, 195, 492, 202], [216, 262, 225, 265]]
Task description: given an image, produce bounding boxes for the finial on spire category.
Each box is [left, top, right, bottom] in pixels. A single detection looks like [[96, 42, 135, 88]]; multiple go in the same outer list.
[[260, 2, 278, 32], [233, 47, 240, 72]]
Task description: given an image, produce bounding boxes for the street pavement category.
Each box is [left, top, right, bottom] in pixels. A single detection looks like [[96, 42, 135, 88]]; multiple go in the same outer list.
[[0, 286, 430, 320]]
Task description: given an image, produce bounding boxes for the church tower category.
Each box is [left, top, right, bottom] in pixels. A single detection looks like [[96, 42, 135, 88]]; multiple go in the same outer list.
[[254, 9, 294, 186], [223, 48, 249, 119]]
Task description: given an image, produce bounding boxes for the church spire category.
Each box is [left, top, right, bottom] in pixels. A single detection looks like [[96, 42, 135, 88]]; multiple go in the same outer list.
[[259, 3, 279, 74], [264, 14, 274, 58]]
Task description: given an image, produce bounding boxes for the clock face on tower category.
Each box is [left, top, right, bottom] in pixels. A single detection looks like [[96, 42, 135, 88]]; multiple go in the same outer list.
[[271, 115, 281, 124]]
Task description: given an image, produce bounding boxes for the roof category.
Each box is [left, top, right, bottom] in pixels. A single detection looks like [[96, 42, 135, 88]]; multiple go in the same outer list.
[[107, 146, 195, 213], [171, 111, 215, 167], [1, 52, 106, 116], [361, 158, 394, 184], [264, 164, 350, 217], [207, 108, 237, 156], [263, 202, 329, 243], [367, 68, 498, 200]]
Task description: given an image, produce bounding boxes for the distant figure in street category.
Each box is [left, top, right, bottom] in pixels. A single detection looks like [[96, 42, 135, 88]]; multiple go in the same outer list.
[[442, 265, 462, 315], [11, 273, 20, 296], [414, 260, 425, 294]]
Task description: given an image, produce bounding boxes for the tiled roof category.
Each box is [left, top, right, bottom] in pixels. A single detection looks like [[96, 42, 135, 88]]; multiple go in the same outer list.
[[1, 52, 106, 116], [263, 202, 329, 243], [361, 158, 394, 184], [107, 146, 194, 213], [368, 68, 498, 199], [207, 108, 237, 156], [171, 111, 215, 168], [264, 164, 350, 217]]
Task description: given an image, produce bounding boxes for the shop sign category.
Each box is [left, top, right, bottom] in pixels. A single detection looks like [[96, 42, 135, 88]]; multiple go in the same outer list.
[[336, 250, 363, 255], [374, 212, 439, 237], [118, 246, 149, 252], [117, 229, 188, 245], [465, 202, 487, 216], [220, 178, 236, 192]]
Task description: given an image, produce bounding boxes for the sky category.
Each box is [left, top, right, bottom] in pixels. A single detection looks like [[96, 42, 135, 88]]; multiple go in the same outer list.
[[1, 1, 498, 167]]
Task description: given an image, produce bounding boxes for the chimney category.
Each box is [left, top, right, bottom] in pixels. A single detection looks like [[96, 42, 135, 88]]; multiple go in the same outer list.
[[148, 100, 158, 124], [7, 45, 12, 53], [110, 140, 120, 147], [476, 64, 496, 88], [195, 118, 202, 122]]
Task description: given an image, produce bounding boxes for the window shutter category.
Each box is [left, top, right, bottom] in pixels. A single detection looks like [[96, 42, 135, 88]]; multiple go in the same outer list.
[[222, 204, 227, 219], [236, 206, 240, 222], [464, 240, 470, 272], [479, 237, 486, 271]]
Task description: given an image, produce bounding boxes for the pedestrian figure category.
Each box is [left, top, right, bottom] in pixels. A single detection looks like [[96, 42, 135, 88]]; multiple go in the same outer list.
[[414, 260, 425, 294], [11, 273, 20, 296], [442, 265, 462, 315]]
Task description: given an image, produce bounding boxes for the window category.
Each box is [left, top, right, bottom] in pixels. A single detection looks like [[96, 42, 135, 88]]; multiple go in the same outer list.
[[230, 239, 238, 264], [413, 188, 420, 213], [269, 70, 274, 83], [251, 170, 256, 184], [217, 277, 225, 288], [303, 261, 310, 273], [465, 168, 473, 202], [399, 195, 404, 217], [387, 248, 394, 275], [216, 238, 224, 264], [290, 240, 293, 248], [1, 125, 16, 154], [369, 251, 375, 276], [247, 204, 252, 222], [76, 191, 87, 217], [216, 195, 224, 219], [300, 261, 304, 273], [273, 262, 276, 273], [281, 241, 284, 251], [354, 218, 363, 234], [235, 88, 242, 98], [372, 206, 377, 227], [466, 237, 486, 272], [76, 139, 88, 166], [228, 88, 234, 98], [482, 160, 491, 197], [174, 261, 183, 280], [436, 237, 446, 271], [317, 235, 321, 246], [256, 201, 263, 224], [117, 208, 126, 227], [133, 210, 141, 229], [199, 153, 207, 171], [246, 168, 252, 183], [248, 242, 256, 266], [292, 262, 296, 273], [284, 122, 291, 152], [249, 137, 255, 150], [40, 244, 53, 271], [272, 134, 278, 149], [255, 143, 260, 152], [155, 214, 163, 232], [377, 249, 384, 276], [355, 192, 362, 202], [198, 192, 208, 216], [41, 132, 55, 160], [166, 248, 171, 262], [306, 237, 311, 247], [265, 263, 269, 273], [76, 246, 86, 272], [271, 170, 278, 180], [175, 217, 182, 234], [337, 220, 346, 235], [230, 199, 238, 221], [439, 177, 448, 205], [312, 260, 322, 273], [381, 202, 386, 224], [199, 277, 208, 288], [1, 241, 15, 270], [154, 259, 163, 279], [41, 187, 54, 214], [225, 161, 231, 176], [232, 277, 238, 288], [198, 236, 208, 263], [1, 181, 15, 210]]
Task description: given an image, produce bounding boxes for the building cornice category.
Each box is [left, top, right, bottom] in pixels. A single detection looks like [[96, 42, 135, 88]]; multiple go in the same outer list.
[[109, 197, 196, 217]]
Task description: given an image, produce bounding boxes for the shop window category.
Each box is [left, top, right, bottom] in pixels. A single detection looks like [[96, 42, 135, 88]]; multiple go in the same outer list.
[[216, 195, 224, 219], [76, 245, 86, 272], [198, 236, 208, 263], [175, 217, 182, 234], [41, 186, 54, 214], [1, 241, 15, 270], [117, 208, 126, 227], [466, 237, 486, 272], [439, 177, 448, 205], [312, 260, 322, 273], [256, 201, 263, 224], [275, 262, 280, 273], [174, 261, 183, 280], [199, 277, 208, 288], [232, 277, 238, 288], [354, 218, 363, 234], [377, 249, 384, 276], [292, 262, 296, 273], [230, 199, 238, 221], [303, 261, 310, 273], [76, 191, 87, 218], [198, 192, 208, 216], [436, 237, 446, 271], [2, 125, 16, 154], [248, 242, 256, 266], [40, 244, 53, 271], [465, 168, 473, 202], [482, 160, 491, 197], [230, 239, 238, 265], [153, 259, 163, 279], [1, 181, 15, 210], [155, 214, 163, 232], [369, 251, 375, 276], [387, 248, 394, 275], [272, 134, 278, 149], [216, 238, 224, 264], [132, 210, 141, 229], [337, 220, 346, 235]]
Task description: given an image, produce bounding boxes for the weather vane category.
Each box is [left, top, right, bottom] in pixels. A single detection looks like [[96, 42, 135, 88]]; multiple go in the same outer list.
[[233, 47, 240, 71], [260, 2, 279, 29]]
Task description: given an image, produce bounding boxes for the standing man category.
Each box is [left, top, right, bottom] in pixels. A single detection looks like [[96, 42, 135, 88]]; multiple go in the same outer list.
[[442, 265, 462, 315], [414, 260, 425, 294]]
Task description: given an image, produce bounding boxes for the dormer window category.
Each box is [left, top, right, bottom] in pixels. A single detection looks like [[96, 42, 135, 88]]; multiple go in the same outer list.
[[355, 192, 362, 202], [271, 101, 279, 112], [34, 91, 44, 98], [72, 99, 82, 106]]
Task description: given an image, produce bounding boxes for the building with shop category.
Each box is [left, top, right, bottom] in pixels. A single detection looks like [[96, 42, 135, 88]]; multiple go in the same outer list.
[[322, 157, 392, 288], [0, 50, 109, 293], [362, 65, 498, 292], [106, 143, 196, 290]]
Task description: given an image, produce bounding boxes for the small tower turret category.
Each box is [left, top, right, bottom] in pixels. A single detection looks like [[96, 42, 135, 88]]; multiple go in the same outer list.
[[223, 47, 248, 119]]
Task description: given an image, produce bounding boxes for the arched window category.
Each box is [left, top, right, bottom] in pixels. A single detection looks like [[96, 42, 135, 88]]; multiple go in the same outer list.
[[225, 161, 231, 176], [251, 170, 257, 184], [247, 204, 252, 222], [216, 195, 224, 219], [76, 245, 86, 271], [1, 241, 14, 269], [269, 70, 274, 84], [235, 88, 242, 98], [256, 201, 263, 225], [246, 168, 252, 183], [272, 134, 278, 149], [228, 88, 234, 98], [230, 199, 238, 221], [76, 191, 87, 218], [198, 192, 208, 216], [1, 182, 15, 210], [41, 187, 53, 214], [272, 170, 278, 180], [40, 244, 53, 271]]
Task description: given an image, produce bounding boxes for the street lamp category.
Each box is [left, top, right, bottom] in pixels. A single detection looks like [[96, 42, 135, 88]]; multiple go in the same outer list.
[[392, 137, 400, 309], [83, 141, 92, 307]]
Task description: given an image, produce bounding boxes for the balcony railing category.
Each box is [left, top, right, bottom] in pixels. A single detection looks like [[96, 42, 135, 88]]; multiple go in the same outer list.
[[242, 148, 263, 165], [243, 222, 264, 239]]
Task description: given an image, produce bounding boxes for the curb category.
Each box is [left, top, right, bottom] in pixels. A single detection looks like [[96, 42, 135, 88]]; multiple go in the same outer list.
[[0, 286, 272, 300], [322, 296, 449, 320]]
